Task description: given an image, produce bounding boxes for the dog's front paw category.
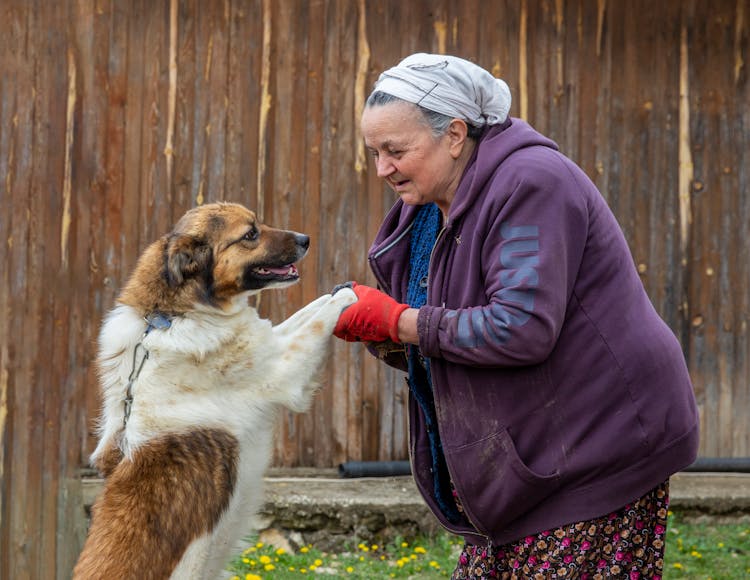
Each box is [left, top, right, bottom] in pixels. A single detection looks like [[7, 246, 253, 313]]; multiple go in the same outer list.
[[328, 287, 357, 309], [331, 281, 355, 295]]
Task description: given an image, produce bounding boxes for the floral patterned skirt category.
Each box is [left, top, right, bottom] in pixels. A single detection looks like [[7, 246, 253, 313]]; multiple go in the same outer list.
[[451, 480, 670, 580]]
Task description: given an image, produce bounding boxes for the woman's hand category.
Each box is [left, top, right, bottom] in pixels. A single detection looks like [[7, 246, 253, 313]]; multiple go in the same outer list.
[[333, 283, 409, 343]]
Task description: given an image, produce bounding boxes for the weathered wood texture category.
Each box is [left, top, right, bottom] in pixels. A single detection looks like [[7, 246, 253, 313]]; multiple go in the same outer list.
[[0, 0, 747, 577]]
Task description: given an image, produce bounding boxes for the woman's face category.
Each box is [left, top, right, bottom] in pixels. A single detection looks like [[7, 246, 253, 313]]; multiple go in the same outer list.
[[361, 101, 468, 211]]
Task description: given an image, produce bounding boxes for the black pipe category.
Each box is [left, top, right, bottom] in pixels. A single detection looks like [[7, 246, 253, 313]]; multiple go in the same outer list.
[[338, 460, 411, 478], [682, 457, 750, 473], [337, 457, 750, 479]]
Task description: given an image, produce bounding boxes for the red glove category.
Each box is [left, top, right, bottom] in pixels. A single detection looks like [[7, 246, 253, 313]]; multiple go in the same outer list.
[[333, 283, 409, 343]]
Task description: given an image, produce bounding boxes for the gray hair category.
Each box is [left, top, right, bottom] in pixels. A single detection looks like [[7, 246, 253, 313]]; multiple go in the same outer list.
[[365, 91, 484, 140]]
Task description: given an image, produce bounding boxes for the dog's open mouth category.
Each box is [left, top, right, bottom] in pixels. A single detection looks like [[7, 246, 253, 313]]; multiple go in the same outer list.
[[252, 264, 299, 280]]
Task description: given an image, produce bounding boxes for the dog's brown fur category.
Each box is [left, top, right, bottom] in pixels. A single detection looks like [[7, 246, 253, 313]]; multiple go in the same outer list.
[[75, 430, 238, 579]]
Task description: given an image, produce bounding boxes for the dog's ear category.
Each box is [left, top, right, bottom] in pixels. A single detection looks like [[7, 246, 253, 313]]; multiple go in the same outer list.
[[165, 234, 213, 288]]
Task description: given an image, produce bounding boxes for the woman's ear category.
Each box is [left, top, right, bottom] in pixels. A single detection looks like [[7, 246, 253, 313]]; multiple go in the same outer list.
[[447, 119, 469, 159]]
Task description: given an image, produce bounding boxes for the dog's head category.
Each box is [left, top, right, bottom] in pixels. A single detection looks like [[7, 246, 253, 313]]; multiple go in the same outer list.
[[120, 202, 309, 313]]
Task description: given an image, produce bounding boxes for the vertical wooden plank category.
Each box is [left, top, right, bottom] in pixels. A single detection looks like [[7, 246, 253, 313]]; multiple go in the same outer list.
[[0, 3, 30, 574], [301, 0, 335, 466], [684, 0, 718, 456], [172, 0, 197, 218], [86, 0, 130, 456], [138, 0, 169, 242], [453, 0, 480, 60], [225, 0, 263, 208], [121, 0, 146, 264], [270, 0, 303, 466], [203, 0, 230, 204], [360, 0, 401, 463], [43, 4, 80, 575], [318, 0, 359, 463], [729, 0, 750, 455]]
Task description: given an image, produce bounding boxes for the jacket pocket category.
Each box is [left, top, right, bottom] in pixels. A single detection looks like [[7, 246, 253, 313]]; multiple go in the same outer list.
[[444, 428, 561, 536]]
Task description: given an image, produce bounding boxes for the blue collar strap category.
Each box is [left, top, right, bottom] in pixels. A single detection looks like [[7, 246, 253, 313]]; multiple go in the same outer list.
[[144, 312, 173, 334]]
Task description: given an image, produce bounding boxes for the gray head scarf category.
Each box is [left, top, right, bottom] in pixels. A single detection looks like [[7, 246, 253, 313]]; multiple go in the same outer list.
[[373, 53, 512, 126]]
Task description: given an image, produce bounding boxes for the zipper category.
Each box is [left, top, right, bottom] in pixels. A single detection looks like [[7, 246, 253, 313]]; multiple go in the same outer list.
[[422, 219, 493, 547], [371, 221, 414, 260], [375, 211, 493, 547], [409, 434, 492, 546]]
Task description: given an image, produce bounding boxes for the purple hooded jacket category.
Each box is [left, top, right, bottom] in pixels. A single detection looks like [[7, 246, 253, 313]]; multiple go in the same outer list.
[[367, 118, 699, 546]]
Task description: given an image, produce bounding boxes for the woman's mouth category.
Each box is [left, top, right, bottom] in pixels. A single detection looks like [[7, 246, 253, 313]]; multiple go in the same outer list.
[[391, 179, 410, 191]]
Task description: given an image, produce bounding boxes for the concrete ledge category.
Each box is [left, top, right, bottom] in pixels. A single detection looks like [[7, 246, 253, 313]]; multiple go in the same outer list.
[[668, 472, 750, 521], [81, 470, 750, 549]]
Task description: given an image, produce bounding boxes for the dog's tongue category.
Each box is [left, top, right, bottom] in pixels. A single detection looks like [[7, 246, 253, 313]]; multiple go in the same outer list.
[[266, 264, 297, 275]]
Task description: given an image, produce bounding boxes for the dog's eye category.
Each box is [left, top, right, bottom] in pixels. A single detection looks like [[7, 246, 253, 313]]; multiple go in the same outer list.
[[242, 227, 259, 242]]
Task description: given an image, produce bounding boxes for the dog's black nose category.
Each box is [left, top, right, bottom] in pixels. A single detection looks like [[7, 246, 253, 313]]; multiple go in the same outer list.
[[295, 233, 310, 249]]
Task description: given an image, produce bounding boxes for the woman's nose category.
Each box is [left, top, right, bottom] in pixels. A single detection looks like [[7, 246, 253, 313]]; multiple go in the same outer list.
[[375, 156, 395, 178]]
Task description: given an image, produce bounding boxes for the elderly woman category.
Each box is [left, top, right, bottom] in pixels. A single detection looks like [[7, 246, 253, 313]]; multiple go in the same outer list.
[[333, 53, 698, 579]]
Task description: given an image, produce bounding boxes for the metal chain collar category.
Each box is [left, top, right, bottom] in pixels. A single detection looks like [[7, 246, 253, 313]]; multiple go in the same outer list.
[[121, 313, 173, 428]]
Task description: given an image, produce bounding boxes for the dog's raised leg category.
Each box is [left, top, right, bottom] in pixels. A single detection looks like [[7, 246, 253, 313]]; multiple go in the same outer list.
[[267, 288, 356, 411]]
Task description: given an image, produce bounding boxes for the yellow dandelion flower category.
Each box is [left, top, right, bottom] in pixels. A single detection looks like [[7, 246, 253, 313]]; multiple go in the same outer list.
[[314, 559, 323, 566], [263, 563, 275, 571], [380, 555, 386, 561], [718, 542, 725, 548], [401, 541, 409, 548], [245, 574, 261, 580], [414, 546, 426, 554], [230, 576, 240, 580], [309, 565, 317, 571], [288, 566, 295, 571], [673, 563, 684, 569], [275, 548, 285, 556], [346, 566, 354, 573], [429, 561, 440, 568], [249, 560, 257, 567], [359, 555, 365, 561], [397, 560, 405, 568], [242, 558, 250, 564], [409, 554, 417, 560], [691, 550, 702, 558], [300, 546, 310, 554], [372, 544, 379, 551], [259, 555, 271, 565], [300, 568, 307, 574], [255, 542, 264, 549]]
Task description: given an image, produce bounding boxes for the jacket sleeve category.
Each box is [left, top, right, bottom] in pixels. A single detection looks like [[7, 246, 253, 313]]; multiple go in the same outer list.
[[418, 160, 591, 367]]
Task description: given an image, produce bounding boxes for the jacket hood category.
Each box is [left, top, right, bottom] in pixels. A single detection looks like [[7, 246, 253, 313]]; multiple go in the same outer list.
[[447, 118, 559, 224], [369, 118, 558, 273]]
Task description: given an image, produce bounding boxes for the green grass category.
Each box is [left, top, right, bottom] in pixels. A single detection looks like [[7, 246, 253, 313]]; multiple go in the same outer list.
[[227, 511, 750, 579], [664, 512, 750, 579]]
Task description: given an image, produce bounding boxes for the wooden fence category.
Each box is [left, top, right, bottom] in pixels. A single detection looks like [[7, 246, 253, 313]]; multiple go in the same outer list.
[[0, 0, 748, 577]]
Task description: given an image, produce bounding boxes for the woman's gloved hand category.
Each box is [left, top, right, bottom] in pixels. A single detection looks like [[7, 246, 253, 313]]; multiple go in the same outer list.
[[332, 282, 409, 343]]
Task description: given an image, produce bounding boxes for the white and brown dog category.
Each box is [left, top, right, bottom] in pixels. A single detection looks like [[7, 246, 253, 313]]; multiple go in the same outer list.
[[74, 202, 356, 579]]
